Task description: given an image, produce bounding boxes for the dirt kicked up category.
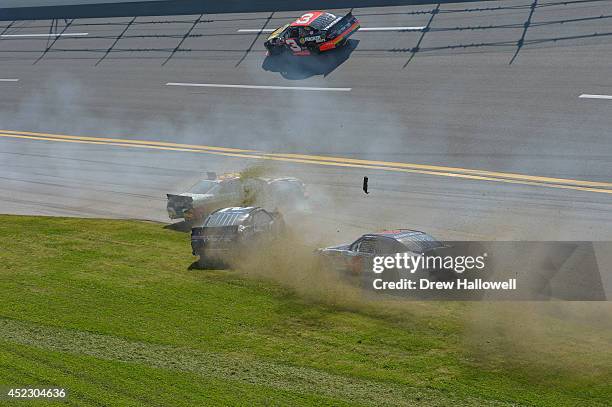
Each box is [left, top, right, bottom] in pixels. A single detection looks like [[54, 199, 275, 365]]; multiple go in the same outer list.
[[0, 215, 610, 406]]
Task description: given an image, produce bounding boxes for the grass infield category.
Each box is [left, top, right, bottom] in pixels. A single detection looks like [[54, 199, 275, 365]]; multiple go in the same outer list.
[[0, 215, 610, 406]]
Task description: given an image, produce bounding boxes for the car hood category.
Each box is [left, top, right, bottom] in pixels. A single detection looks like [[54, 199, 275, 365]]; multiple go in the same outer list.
[[267, 23, 290, 40], [177, 193, 215, 201], [318, 243, 351, 253]]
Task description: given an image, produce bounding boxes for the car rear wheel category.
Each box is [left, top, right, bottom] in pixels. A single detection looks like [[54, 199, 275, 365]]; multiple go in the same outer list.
[[308, 45, 321, 54]]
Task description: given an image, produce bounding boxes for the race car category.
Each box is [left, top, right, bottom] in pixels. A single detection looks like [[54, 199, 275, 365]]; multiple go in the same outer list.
[[318, 229, 448, 279], [191, 206, 285, 267], [166, 172, 306, 222], [264, 11, 360, 56]]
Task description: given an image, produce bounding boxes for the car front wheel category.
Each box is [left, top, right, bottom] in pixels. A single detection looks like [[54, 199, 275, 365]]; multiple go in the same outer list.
[[267, 46, 283, 56], [197, 254, 209, 269]]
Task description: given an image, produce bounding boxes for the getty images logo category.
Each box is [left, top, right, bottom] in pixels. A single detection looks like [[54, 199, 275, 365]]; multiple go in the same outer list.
[[372, 253, 488, 274]]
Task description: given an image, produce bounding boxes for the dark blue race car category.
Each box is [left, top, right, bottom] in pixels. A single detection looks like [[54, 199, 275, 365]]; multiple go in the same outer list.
[[318, 229, 447, 278]]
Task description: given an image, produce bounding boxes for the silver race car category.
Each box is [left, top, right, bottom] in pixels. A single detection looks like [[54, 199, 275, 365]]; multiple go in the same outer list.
[[167, 172, 306, 222]]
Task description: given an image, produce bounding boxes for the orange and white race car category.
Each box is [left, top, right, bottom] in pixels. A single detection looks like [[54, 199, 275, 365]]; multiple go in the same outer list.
[[264, 11, 360, 56]]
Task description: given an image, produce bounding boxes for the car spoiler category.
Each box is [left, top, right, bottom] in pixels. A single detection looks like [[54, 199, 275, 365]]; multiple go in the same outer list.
[[326, 12, 358, 38]]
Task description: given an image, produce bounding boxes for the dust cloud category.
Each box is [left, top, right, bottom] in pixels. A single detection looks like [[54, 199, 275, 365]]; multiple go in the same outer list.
[[2, 57, 610, 388]]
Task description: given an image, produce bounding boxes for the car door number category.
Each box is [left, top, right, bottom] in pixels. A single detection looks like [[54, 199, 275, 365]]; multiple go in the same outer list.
[[285, 38, 302, 52]]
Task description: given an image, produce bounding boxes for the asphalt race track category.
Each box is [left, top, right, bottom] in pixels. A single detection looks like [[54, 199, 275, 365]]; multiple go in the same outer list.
[[0, 0, 611, 262]]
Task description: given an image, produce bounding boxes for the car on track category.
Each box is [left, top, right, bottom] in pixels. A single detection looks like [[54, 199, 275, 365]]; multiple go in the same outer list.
[[166, 173, 306, 222], [264, 11, 360, 56], [318, 229, 448, 280], [191, 206, 285, 267]]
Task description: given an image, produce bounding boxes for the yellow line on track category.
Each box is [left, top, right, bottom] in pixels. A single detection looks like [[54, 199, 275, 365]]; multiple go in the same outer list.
[[0, 129, 256, 154], [264, 152, 612, 189], [1, 130, 611, 195]]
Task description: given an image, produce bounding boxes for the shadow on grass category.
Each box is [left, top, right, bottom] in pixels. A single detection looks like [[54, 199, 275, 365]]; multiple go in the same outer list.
[[163, 221, 192, 233], [188, 259, 228, 271]]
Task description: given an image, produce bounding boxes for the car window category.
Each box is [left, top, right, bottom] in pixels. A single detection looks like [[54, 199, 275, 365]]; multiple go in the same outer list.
[[288, 27, 299, 38], [349, 238, 362, 252], [357, 238, 377, 254], [376, 238, 406, 255], [300, 27, 312, 36], [398, 233, 444, 253]]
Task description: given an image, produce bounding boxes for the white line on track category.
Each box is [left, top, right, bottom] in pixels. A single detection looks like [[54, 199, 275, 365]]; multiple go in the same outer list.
[[237, 26, 424, 33], [166, 83, 352, 92], [359, 27, 425, 31], [0, 32, 89, 38], [237, 29, 275, 33], [0, 79, 19, 82], [579, 94, 612, 100]]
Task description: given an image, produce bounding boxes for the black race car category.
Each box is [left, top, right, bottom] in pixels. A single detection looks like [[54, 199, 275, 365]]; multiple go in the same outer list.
[[264, 11, 360, 56], [191, 206, 285, 267], [318, 229, 448, 279]]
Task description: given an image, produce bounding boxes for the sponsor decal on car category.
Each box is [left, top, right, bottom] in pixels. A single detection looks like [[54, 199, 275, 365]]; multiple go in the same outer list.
[[304, 36, 324, 43]]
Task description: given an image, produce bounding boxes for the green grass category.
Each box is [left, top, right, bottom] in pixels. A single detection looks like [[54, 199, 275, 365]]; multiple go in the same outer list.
[[0, 215, 610, 406]]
